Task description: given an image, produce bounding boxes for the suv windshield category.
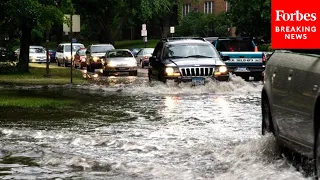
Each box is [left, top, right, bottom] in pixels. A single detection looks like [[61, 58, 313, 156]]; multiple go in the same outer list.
[[215, 40, 255, 52], [92, 46, 114, 53], [65, 45, 84, 52], [163, 44, 218, 59], [30, 48, 45, 53]]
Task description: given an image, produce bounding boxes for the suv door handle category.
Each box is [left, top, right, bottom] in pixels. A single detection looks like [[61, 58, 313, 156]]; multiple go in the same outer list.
[[288, 69, 293, 81]]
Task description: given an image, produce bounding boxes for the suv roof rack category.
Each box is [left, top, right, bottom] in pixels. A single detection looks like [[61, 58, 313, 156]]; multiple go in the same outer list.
[[162, 37, 206, 42]]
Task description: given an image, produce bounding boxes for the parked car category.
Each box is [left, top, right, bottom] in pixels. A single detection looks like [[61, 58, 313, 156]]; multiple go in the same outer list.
[[74, 48, 87, 69], [86, 44, 115, 72], [14, 46, 47, 63], [55, 43, 85, 67], [214, 37, 266, 81], [135, 48, 154, 68], [262, 49, 320, 178], [0, 47, 14, 61], [130, 48, 141, 56], [103, 49, 137, 76], [148, 37, 229, 84], [28, 46, 47, 63], [49, 49, 56, 62]]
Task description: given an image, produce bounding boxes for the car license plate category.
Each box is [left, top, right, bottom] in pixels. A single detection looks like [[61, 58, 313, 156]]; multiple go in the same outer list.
[[235, 67, 249, 72], [192, 77, 205, 85], [118, 67, 128, 70]]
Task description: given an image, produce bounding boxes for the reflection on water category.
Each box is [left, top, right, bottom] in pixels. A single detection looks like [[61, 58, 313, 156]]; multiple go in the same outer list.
[[0, 78, 312, 179]]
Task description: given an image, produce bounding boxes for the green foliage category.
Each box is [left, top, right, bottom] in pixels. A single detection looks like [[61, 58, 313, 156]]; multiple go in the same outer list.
[[0, 62, 19, 74], [0, 0, 69, 73], [258, 43, 273, 52], [175, 12, 231, 37], [227, 0, 270, 38], [115, 39, 159, 49], [73, 0, 176, 43]]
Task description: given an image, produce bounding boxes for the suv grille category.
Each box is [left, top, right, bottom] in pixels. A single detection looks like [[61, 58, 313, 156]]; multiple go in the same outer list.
[[179, 67, 214, 77]]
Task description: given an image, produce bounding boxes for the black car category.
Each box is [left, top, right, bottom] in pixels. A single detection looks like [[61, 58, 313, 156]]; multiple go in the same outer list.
[[0, 47, 14, 61], [148, 37, 229, 84]]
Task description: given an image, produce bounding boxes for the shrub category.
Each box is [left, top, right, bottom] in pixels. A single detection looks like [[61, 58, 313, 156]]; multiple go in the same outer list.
[[0, 61, 19, 74], [258, 44, 273, 52]]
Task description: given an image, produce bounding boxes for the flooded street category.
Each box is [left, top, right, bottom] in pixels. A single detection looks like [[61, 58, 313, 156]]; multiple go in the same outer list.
[[0, 70, 312, 179]]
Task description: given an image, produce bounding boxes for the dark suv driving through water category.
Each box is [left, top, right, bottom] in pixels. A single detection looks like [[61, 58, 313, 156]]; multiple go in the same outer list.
[[148, 37, 229, 84]]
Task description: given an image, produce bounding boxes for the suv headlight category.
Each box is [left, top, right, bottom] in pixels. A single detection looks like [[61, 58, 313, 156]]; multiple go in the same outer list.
[[165, 67, 180, 76], [218, 66, 228, 73], [214, 66, 228, 76]]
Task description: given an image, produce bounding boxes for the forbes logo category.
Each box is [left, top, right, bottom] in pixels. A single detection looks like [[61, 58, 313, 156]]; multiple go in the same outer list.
[[275, 10, 317, 21]]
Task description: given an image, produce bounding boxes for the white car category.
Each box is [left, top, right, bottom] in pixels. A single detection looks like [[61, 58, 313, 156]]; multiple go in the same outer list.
[[15, 46, 47, 63], [103, 49, 137, 76], [55, 43, 85, 67], [29, 46, 47, 63]]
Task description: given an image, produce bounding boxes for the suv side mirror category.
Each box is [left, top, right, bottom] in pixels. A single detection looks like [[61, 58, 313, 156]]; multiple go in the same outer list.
[[221, 55, 230, 61]]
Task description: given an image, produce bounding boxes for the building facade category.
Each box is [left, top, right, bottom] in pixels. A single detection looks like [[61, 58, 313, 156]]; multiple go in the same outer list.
[[182, 0, 229, 16], [182, 0, 235, 36]]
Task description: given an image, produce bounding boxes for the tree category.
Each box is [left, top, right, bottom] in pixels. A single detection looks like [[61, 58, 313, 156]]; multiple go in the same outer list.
[[1, 0, 65, 73], [73, 0, 176, 44], [175, 12, 231, 37], [227, 0, 270, 39]]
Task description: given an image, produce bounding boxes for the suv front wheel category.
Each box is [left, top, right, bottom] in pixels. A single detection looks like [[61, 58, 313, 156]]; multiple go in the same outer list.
[[158, 70, 166, 83]]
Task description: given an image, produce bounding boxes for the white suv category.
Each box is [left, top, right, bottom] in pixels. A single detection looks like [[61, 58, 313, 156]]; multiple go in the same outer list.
[[55, 43, 85, 67]]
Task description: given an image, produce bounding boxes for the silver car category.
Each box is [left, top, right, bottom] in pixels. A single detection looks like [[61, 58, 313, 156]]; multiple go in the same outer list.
[[103, 49, 138, 76], [262, 49, 320, 178], [135, 48, 154, 68]]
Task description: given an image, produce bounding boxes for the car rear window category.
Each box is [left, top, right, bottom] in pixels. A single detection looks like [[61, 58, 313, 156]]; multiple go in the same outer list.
[[78, 49, 86, 55], [144, 48, 154, 54], [216, 40, 255, 52], [65, 45, 84, 52], [107, 51, 133, 58], [30, 48, 45, 53]]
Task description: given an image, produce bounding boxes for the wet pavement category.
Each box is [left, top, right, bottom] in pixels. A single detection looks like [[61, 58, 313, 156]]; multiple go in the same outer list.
[[0, 69, 313, 179]]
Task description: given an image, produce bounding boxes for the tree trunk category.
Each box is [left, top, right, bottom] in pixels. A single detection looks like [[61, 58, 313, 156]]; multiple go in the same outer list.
[[17, 25, 32, 73]]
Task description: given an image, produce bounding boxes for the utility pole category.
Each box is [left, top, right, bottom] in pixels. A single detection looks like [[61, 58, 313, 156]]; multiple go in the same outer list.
[[70, 13, 73, 84]]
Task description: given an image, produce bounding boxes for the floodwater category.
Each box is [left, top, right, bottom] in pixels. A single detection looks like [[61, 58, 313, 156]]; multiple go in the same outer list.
[[0, 72, 313, 180]]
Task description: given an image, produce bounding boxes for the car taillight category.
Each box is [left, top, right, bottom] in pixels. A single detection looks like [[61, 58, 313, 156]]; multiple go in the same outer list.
[[262, 53, 267, 64], [143, 56, 148, 60]]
